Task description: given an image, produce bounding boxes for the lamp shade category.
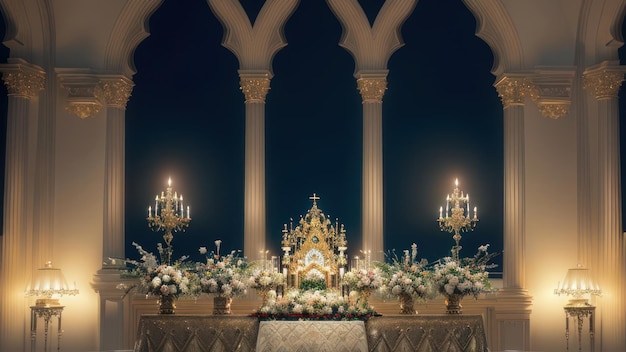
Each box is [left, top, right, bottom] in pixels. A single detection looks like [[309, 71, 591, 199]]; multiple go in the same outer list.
[[554, 264, 601, 298], [25, 261, 79, 306]]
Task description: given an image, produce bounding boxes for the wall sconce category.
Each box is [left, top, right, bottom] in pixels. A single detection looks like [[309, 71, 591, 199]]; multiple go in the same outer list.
[[25, 261, 79, 351], [554, 264, 601, 352]]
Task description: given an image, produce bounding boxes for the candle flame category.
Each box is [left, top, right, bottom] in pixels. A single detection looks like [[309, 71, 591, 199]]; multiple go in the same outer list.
[[168, 177, 172, 187], [455, 178, 458, 187]]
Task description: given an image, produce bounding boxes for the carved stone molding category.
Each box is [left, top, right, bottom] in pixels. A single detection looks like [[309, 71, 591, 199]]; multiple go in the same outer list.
[[583, 63, 626, 100], [0, 59, 45, 99], [240, 77, 271, 103], [356, 77, 387, 103], [527, 69, 575, 119], [494, 76, 533, 108], [57, 70, 103, 119], [99, 77, 134, 109]]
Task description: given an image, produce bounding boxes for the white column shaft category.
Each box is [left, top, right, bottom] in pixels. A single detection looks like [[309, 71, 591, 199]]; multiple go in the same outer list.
[[362, 102, 383, 261], [0, 96, 31, 352], [503, 105, 525, 289], [244, 102, 266, 259], [596, 97, 625, 350], [103, 107, 125, 263]]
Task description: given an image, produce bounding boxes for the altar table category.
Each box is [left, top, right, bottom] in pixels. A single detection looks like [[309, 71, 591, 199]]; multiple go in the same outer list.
[[134, 314, 488, 352]]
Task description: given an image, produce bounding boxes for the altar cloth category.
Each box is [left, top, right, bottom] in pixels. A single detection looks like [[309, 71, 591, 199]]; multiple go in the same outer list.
[[134, 314, 487, 352], [256, 320, 368, 352]]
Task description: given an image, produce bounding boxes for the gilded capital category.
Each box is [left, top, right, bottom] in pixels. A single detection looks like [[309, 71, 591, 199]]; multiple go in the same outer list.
[[1, 68, 45, 99], [357, 77, 387, 103], [495, 77, 533, 108], [583, 69, 625, 100], [240, 78, 271, 103], [99, 78, 134, 108]]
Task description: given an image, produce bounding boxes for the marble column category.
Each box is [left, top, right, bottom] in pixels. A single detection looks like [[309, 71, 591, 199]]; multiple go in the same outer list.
[[495, 76, 531, 291], [100, 77, 133, 266], [92, 76, 134, 351], [356, 73, 387, 262], [240, 72, 270, 260], [582, 63, 626, 351], [0, 61, 45, 352], [493, 75, 533, 351]]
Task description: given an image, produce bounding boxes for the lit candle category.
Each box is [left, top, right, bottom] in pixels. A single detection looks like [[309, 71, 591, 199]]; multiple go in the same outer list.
[[168, 177, 172, 187], [467, 194, 470, 218], [155, 196, 159, 215], [439, 206, 443, 219], [455, 178, 458, 188], [180, 195, 184, 213], [474, 206, 477, 219], [187, 206, 190, 218], [148, 206, 152, 218], [446, 195, 449, 216]]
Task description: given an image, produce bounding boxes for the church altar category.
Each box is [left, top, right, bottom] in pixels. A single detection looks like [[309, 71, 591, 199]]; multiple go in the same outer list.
[[134, 314, 488, 352]]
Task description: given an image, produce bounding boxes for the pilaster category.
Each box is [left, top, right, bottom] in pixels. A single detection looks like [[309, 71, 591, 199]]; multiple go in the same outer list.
[[582, 61, 626, 351], [0, 59, 45, 352], [494, 74, 533, 351]]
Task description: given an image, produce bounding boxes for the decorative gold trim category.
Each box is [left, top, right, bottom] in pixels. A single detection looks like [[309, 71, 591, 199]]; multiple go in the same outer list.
[[357, 77, 387, 103], [583, 69, 625, 100], [240, 78, 270, 103], [99, 78, 134, 108], [537, 102, 569, 119], [1, 69, 45, 98], [65, 101, 103, 119], [494, 76, 533, 108]]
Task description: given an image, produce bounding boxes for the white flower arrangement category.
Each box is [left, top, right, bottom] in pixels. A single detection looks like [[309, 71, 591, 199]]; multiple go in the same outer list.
[[120, 242, 200, 299], [341, 268, 384, 291], [251, 288, 376, 320], [248, 269, 285, 290], [432, 244, 498, 298], [197, 245, 248, 298], [377, 243, 432, 301]]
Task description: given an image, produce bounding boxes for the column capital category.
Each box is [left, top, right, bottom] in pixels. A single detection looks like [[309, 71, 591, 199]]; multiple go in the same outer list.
[[0, 59, 45, 99], [239, 71, 271, 103], [494, 75, 534, 109], [527, 68, 575, 119], [99, 76, 134, 109], [57, 69, 103, 119], [583, 62, 626, 100], [356, 72, 388, 103]]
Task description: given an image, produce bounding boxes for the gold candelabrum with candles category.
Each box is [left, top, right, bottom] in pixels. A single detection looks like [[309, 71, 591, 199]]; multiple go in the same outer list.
[[437, 178, 478, 261], [147, 178, 191, 265]]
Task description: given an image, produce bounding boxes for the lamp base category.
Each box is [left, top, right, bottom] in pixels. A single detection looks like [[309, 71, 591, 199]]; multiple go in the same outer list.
[[35, 298, 61, 307]]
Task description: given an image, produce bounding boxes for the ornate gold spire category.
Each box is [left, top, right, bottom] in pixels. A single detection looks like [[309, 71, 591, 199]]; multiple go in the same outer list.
[[357, 77, 387, 103], [240, 77, 271, 103]]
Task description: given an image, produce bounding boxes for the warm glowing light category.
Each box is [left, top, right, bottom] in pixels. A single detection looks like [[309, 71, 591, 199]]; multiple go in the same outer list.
[[455, 178, 458, 187], [168, 177, 171, 187]]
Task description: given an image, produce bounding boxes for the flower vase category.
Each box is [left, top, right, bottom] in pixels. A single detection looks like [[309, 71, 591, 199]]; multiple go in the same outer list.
[[158, 295, 176, 314], [256, 287, 270, 305], [213, 296, 232, 315], [359, 289, 372, 308], [444, 293, 463, 314], [399, 293, 416, 314]]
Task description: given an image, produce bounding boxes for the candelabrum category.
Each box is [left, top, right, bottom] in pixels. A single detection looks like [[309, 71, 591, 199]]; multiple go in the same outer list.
[[147, 178, 191, 265], [437, 178, 478, 261]]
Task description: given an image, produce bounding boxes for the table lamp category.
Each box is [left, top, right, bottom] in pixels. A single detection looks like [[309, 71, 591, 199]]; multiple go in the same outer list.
[[25, 261, 79, 306], [554, 264, 601, 352]]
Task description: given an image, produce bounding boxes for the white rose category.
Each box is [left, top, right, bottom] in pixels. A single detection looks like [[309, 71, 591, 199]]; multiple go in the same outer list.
[[152, 277, 162, 288], [162, 274, 171, 283]]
